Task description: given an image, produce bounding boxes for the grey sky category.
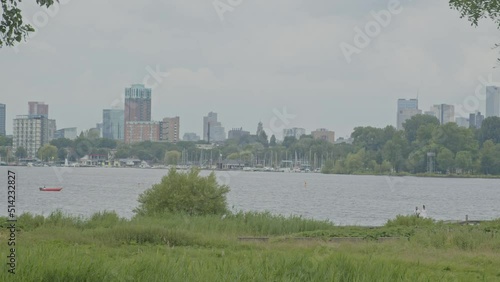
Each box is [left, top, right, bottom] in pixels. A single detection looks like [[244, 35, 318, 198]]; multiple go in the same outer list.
[[1, 0, 499, 139]]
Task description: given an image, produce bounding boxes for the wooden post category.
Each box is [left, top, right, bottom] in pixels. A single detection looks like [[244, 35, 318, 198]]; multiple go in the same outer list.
[[465, 215, 468, 222]]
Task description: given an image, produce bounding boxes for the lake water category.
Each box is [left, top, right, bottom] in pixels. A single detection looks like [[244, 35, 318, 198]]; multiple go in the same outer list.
[[1, 167, 499, 226]]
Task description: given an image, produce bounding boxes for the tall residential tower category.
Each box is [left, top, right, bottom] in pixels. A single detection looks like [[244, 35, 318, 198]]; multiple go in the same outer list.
[[486, 86, 500, 118], [397, 99, 421, 130], [124, 84, 152, 143], [28, 102, 49, 117], [13, 115, 49, 158], [124, 84, 152, 122]]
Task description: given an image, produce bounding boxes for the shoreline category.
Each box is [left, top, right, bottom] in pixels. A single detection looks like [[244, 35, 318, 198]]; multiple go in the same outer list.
[[5, 164, 500, 179]]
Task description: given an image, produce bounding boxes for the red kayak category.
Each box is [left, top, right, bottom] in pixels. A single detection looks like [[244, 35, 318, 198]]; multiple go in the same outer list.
[[39, 187, 63, 192]]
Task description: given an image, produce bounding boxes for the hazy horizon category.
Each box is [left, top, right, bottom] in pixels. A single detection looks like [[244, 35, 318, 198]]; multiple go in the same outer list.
[[1, 0, 500, 139]]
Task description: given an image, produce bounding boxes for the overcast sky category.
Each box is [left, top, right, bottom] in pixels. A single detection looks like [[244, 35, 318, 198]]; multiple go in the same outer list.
[[1, 0, 500, 139]]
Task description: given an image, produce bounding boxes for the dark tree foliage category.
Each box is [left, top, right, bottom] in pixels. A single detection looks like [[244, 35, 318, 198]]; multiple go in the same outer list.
[[1, 0, 59, 47], [450, 0, 500, 28], [479, 117, 500, 144], [403, 115, 440, 144]]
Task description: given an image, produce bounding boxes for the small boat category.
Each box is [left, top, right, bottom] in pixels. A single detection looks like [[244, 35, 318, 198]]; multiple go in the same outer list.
[[39, 187, 63, 192]]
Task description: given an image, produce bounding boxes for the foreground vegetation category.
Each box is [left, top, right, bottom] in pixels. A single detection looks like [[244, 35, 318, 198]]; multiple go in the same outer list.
[[1, 212, 500, 281], [1, 168, 498, 281]]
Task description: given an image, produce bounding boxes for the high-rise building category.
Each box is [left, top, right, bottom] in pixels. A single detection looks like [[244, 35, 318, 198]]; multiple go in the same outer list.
[[13, 115, 49, 158], [0, 103, 5, 136], [283, 128, 306, 139], [311, 128, 335, 143], [203, 112, 226, 142], [469, 112, 484, 129], [124, 84, 152, 144], [103, 109, 124, 140], [160, 117, 180, 143], [124, 84, 152, 122], [430, 104, 455, 124], [486, 86, 500, 118], [183, 133, 201, 142], [125, 121, 160, 144], [54, 127, 78, 140], [228, 128, 250, 140], [48, 119, 57, 141], [397, 99, 421, 130], [28, 102, 49, 117]]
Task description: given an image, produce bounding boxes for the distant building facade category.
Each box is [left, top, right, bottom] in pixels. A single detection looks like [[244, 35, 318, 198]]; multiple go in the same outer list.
[[124, 84, 152, 143], [228, 128, 250, 140], [469, 112, 484, 129], [13, 115, 49, 158], [397, 99, 421, 130], [28, 102, 49, 117], [124, 84, 152, 122], [203, 112, 226, 142], [455, 117, 469, 128], [0, 103, 5, 136], [183, 133, 200, 142], [311, 128, 335, 143], [160, 117, 180, 143], [48, 119, 57, 141], [103, 109, 124, 140], [486, 86, 500, 118], [125, 121, 160, 144], [54, 127, 78, 140], [430, 104, 455, 124], [283, 128, 306, 139]]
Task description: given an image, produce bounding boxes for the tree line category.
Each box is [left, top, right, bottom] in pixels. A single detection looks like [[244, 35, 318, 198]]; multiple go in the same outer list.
[[322, 115, 500, 175], [2, 115, 500, 175]]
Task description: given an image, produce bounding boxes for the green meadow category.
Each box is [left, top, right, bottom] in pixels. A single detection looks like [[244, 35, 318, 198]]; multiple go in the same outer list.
[[1, 211, 500, 281]]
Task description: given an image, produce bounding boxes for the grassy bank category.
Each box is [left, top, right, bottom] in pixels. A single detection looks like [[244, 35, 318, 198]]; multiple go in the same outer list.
[[1, 212, 500, 281]]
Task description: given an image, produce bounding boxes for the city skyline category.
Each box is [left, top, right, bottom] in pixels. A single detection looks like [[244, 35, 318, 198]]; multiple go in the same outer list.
[[0, 87, 498, 142], [1, 1, 499, 139]]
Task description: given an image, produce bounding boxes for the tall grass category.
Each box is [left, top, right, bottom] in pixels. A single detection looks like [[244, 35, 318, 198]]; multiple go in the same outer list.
[[3, 211, 500, 281], [1, 241, 483, 281]]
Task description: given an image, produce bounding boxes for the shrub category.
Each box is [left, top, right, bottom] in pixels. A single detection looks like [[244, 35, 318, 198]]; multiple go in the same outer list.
[[134, 168, 230, 216]]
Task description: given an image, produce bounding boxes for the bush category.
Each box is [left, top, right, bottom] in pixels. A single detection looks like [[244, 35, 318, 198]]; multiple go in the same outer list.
[[134, 168, 230, 216]]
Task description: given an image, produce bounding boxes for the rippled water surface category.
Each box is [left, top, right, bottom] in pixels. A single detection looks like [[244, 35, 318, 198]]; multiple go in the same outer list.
[[1, 167, 499, 226]]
